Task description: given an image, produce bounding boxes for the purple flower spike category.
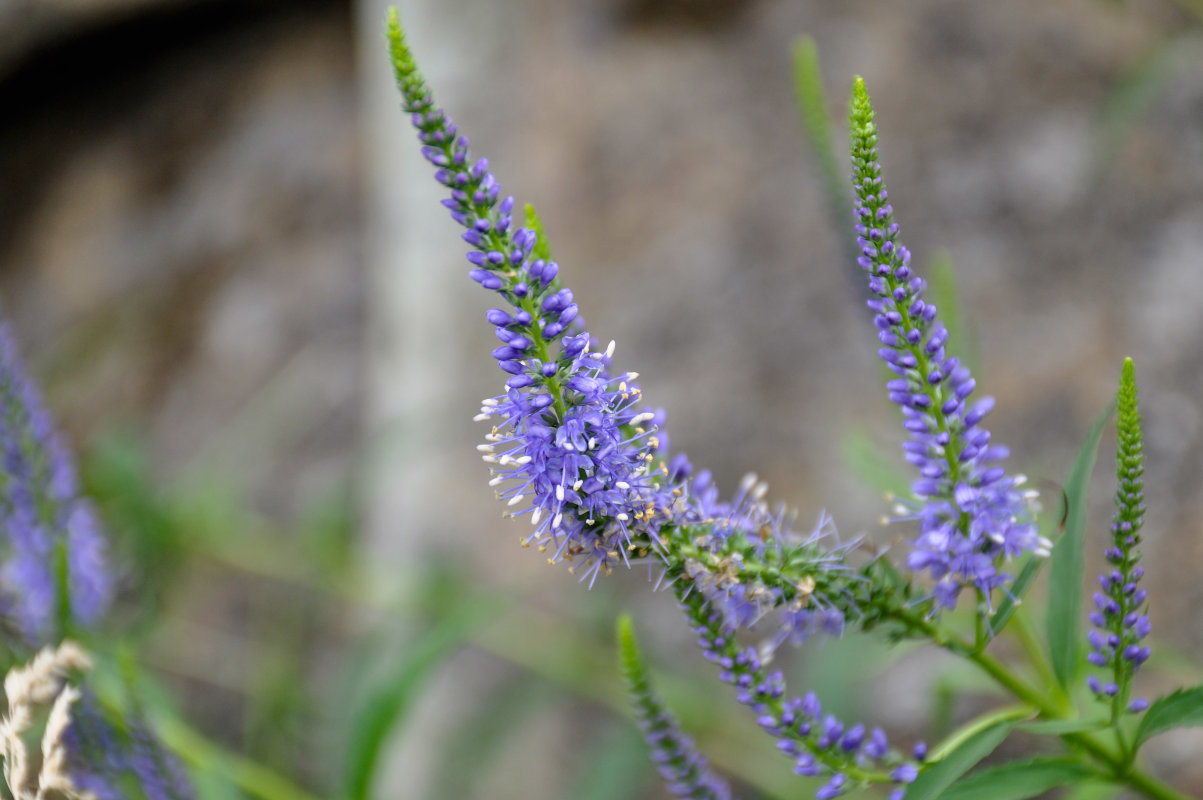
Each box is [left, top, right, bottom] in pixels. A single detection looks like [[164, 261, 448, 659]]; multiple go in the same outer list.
[[1088, 359, 1150, 712], [849, 78, 1045, 611], [680, 584, 917, 794], [389, 14, 683, 585], [0, 324, 113, 643]]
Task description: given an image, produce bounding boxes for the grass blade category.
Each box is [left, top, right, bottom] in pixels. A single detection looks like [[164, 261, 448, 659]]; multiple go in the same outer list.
[[1047, 400, 1114, 689], [342, 599, 501, 800], [905, 708, 1027, 800], [938, 758, 1100, 800]]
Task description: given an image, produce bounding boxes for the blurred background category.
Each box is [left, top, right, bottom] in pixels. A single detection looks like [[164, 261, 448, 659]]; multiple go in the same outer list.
[[2, 0, 1203, 797]]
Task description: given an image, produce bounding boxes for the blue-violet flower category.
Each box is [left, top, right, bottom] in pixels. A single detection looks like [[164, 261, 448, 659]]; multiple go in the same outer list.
[[848, 78, 1047, 610]]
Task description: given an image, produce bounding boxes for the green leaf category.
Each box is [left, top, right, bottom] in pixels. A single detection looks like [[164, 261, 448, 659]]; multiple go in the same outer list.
[[1062, 781, 1123, 800], [989, 553, 1044, 634], [341, 600, 500, 800], [1135, 684, 1203, 747], [925, 250, 979, 377], [523, 203, 554, 262], [431, 676, 550, 797], [1047, 400, 1115, 689], [1019, 718, 1107, 735], [791, 37, 858, 279], [1090, 36, 1195, 183], [938, 758, 1100, 800], [906, 709, 1026, 800]]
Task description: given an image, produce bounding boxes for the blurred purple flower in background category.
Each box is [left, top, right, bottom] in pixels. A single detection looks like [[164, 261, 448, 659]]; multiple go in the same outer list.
[[0, 323, 112, 644]]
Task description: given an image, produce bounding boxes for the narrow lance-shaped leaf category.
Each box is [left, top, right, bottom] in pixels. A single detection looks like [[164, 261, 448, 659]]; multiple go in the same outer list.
[[1135, 685, 1203, 748], [903, 709, 1026, 800], [925, 250, 979, 377], [523, 202, 554, 262], [1047, 399, 1115, 689], [341, 597, 500, 800], [791, 36, 860, 289], [937, 758, 1101, 800]]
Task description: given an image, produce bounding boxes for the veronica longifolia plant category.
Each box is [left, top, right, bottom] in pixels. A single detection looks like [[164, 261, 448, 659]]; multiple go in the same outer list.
[[386, 10, 1200, 799]]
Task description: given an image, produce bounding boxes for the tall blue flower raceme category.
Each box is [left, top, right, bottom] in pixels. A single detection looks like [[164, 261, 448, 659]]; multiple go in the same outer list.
[[387, 12, 683, 588], [679, 584, 918, 800], [618, 615, 734, 800], [847, 79, 1048, 611], [1087, 358, 1151, 715], [0, 324, 112, 644]]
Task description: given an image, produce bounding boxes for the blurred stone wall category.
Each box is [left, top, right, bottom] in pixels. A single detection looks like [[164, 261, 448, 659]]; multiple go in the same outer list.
[[2, 0, 1202, 795]]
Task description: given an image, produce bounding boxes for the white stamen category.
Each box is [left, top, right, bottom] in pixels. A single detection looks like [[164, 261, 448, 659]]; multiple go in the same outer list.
[[605, 340, 616, 358], [531, 507, 542, 525], [556, 485, 565, 501], [476, 444, 494, 453], [630, 412, 654, 425], [616, 481, 630, 490], [552, 512, 563, 529], [508, 494, 524, 507]]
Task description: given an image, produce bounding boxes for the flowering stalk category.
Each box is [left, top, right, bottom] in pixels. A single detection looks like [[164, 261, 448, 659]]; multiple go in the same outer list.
[[1087, 358, 1150, 722], [848, 78, 1047, 613], [0, 324, 112, 646], [617, 614, 734, 800], [677, 582, 917, 799], [386, 15, 1192, 800], [385, 17, 928, 794], [387, 10, 682, 587]]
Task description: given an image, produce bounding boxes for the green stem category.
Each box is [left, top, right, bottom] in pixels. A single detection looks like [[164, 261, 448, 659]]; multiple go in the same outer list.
[[1009, 607, 1069, 712], [155, 713, 324, 800], [964, 648, 1186, 800]]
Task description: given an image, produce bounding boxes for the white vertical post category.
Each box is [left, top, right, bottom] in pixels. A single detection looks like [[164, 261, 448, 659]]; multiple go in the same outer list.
[[353, 0, 515, 795]]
